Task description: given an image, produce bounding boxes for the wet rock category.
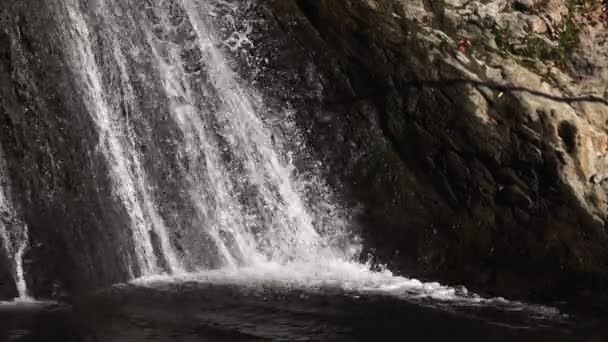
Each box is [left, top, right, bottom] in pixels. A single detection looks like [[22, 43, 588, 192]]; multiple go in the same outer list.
[[259, 0, 608, 306], [0, 2, 142, 297], [0, 254, 17, 300]]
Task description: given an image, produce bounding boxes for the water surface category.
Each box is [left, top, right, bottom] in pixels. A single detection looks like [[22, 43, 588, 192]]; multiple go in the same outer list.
[[3, 263, 605, 342]]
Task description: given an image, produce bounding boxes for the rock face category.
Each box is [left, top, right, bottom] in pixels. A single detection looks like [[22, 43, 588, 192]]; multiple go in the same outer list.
[[249, 0, 608, 305], [0, 253, 16, 300], [0, 2, 136, 298], [0, 0, 607, 308]]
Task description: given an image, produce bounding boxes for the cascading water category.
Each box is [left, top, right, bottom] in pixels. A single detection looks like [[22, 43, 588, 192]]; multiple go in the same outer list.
[[0, 147, 31, 301], [60, 0, 183, 277], [13, 225, 30, 300], [52, 0, 357, 279]]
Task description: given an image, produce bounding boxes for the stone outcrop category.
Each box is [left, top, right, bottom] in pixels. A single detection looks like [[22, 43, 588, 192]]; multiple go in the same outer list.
[[250, 0, 608, 306]]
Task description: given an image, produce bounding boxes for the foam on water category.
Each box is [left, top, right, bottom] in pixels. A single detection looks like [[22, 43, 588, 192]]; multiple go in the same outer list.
[[131, 260, 562, 320]]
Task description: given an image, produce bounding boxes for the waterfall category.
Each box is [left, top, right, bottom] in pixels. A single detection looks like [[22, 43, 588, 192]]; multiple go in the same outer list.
[[60, 0, 183, 276], [13, 225, 30, 299], [50, 0, 357, 280], [0, 1, 568, 322], [0, 147, 31, 300]]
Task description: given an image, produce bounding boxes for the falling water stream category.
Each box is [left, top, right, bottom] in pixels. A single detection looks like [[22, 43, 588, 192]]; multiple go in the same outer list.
[[55, 0, 357, 277], [0, 146, 31, 302]]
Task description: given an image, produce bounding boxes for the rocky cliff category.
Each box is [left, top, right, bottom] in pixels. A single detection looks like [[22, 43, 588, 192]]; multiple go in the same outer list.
[[1, 0, 607, 309], [251, 0, 608, 307]]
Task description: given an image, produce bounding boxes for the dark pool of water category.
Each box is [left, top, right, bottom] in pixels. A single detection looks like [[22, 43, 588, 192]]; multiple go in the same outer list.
[[1, 283, 606, 342]]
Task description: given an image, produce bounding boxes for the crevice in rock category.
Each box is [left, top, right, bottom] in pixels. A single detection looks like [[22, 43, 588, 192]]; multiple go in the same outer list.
[[558, 121, 578, 155], [295, 0, 321, 26]]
